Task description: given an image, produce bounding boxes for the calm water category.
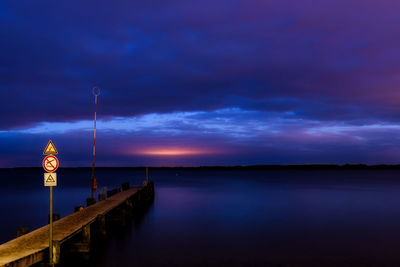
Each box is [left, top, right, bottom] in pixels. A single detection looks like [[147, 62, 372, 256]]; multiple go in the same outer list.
[[2, 168, 400, 266]]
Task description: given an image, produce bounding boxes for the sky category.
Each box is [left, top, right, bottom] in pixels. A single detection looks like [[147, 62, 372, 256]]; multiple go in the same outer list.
[[1, 0, 400, 167]]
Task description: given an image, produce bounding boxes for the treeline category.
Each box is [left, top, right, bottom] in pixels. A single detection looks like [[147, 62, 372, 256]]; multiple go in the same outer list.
[[7, 164, 400, 170]]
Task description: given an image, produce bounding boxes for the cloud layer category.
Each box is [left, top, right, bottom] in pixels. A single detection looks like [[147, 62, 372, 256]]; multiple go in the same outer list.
[[2, 109, 400, 167], [1, 0, 400, 166]]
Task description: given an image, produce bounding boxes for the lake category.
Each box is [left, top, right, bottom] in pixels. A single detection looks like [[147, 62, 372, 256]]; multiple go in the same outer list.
[[1, 168, 400, 266]]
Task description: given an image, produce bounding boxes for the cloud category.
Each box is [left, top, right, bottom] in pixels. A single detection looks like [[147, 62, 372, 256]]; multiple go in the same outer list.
[[2, 108, 400, 166], [1, 0, 400, 165], [1, 0, 400, 129]]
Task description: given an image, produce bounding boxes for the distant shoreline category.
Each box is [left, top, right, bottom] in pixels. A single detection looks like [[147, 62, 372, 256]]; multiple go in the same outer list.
[[4, 164, 400, 170]]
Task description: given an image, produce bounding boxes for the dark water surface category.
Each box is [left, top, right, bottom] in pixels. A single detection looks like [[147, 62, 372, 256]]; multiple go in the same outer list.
[[2, 168, 400, 266]]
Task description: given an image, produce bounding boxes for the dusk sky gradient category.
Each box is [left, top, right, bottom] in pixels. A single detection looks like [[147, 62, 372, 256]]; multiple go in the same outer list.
[[1, 0, 400, 167]]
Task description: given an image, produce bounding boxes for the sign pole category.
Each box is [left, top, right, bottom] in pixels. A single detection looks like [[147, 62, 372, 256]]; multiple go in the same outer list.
[[49, 186, 53, 266], [91, 87, 100, 199], [43, 140, 59, 266]]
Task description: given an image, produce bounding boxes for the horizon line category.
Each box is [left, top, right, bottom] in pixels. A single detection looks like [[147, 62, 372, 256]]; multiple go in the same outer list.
[[3, 164, 400, 170]]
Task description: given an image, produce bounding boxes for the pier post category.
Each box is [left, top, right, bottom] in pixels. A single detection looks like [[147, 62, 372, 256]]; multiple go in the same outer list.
[[97, 214, 107, 238], [125, 199, 133, 212], [86, 197, 96, 207], [146, 167, 148, 185], [82, 224, 90, 244], [119, 206, 128, 227], [108, 205, 128, 227], [122, 182, 130, 191], [74, 206, 84, 212], [16, 227, 29, 237], [69, 224, 91, 254], [98, 193, 106, 201], [53, 240, 61, 264]]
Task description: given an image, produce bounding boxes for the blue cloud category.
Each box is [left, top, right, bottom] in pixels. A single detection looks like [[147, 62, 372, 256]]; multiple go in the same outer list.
[[2, 0, 400, 166]]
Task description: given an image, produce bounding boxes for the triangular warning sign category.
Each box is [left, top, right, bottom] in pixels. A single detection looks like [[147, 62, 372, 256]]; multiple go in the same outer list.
[[46, 174, 55, 183], [43, 140, 58, 155], [44, 173, 57, 186]]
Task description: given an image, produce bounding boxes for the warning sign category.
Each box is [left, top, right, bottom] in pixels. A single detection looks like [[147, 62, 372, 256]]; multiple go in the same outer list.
[[44, 173, 57, 186], [43, 155, 59, 173], [43, 140, 58, 155]]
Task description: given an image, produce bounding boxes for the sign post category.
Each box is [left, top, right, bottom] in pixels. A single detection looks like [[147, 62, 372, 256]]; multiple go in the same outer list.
[[43, 140, 59, 266], [49, 186, 53, 265]]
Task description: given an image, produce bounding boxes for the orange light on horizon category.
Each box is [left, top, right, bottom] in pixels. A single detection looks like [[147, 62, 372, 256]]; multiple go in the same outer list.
[[134, 147, 214, 156]]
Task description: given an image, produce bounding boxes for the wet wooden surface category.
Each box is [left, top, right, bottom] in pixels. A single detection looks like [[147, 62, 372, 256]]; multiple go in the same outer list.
[[0, 186, 141, 267]]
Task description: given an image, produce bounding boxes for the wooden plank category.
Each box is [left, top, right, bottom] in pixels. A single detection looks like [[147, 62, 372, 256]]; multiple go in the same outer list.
[[0, 186, 141, 267]]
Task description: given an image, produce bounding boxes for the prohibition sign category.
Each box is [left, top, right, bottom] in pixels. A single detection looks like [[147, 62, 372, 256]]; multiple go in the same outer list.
[[43, 155, 59, 173]]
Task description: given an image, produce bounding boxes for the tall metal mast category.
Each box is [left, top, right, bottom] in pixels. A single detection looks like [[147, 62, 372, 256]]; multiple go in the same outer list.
[[91, 86, 100, 199]]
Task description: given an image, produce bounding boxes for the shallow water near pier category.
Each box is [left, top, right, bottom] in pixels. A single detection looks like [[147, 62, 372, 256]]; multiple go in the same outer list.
[[2, 168, 400, 266]]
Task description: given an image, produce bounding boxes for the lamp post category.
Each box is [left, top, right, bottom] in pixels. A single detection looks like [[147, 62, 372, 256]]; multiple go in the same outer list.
[[91, 86, 100, 199]]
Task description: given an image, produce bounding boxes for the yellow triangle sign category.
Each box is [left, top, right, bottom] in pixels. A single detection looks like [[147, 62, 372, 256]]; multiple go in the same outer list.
[[43, 140, 58, 155]]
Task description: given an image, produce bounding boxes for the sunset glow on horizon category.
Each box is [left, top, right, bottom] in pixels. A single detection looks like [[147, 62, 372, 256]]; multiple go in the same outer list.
[[134, 148, 215, 156]]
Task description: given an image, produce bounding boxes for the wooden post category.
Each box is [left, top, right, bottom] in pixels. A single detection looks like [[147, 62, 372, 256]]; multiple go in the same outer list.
[[125, 199, 133, 216], [53, 240, 61, 264], [82, 224, 90, 244], [86, 197, 96, 207], [146, 167, 148, 185], [97, 214, 106, 238], [69, 224, 91, 254], [16, 227, 29, 237], [109, 206, 127, 226], [122, 182, 130, 191], [98, 193, 106, 201], [120, 207, 127, 227]]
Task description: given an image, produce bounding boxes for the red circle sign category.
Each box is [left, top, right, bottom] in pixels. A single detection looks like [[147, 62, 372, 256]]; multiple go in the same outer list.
[[43, 155, 59, 172]]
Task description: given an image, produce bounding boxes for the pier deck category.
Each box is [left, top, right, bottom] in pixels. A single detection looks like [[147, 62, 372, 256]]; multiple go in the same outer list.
[[0, 186, 144, 267]]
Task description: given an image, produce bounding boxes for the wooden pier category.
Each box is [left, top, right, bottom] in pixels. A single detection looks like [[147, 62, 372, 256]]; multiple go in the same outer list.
[[0, 182, 154, 267]]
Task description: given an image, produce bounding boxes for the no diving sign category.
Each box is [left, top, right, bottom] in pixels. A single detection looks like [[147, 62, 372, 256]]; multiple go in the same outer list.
[[44, 173, 57, 186], [43, 155, 59, 173]]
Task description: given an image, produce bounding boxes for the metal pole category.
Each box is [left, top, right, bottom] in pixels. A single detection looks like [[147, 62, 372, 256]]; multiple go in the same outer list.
[[91, 87, 100, 199], [49, 186, 53, 265], [91, 94, 97, 198], [146, 167, 148, 185]]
